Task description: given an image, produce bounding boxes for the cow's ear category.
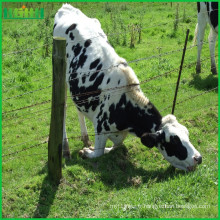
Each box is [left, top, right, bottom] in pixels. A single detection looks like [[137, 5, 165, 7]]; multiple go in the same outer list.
[[141, 132, 164, 148]]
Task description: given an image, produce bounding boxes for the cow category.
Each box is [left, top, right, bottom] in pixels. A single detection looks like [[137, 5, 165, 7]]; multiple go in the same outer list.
[[194, 2, 218, 75], [53, 4, 202, 172]]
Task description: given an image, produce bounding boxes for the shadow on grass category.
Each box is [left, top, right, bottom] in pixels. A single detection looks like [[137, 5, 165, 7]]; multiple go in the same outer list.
[[65, 145, 186, 189], [189, 74, 218, 92], [33, 164, 58, 218]]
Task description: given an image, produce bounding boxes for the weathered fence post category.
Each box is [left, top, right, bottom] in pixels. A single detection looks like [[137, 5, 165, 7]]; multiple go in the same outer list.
[[48, 37, 66, 185], [172, 29, 189, 115]]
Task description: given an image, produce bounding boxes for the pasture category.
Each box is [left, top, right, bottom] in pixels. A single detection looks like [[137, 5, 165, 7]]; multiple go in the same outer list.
[[2, 2, 218, 218]]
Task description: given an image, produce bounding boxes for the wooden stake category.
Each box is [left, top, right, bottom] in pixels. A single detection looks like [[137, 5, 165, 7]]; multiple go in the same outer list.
[[48, 37, 66, 185], [172, 29, 189, 115]]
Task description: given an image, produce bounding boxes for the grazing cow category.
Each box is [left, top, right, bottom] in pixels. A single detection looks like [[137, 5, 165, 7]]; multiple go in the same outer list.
[[54, 4, 202, 171], [194, 2, 218, 74]]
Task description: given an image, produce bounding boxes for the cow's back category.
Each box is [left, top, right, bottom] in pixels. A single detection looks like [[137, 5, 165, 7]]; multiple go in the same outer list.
[[53, 4, 139, 119]]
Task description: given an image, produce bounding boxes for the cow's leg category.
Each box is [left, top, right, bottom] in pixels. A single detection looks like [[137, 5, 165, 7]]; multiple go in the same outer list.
[[208, 29, 218, 75], [104, 131, 128, 153], [78, 111, 91, 147], [63, 84, 71, 159], [79, 134, 107, 158], [196, 17, 207, 74]]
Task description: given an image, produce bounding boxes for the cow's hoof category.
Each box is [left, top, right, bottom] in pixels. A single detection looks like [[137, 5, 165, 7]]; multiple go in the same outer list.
[[79, 147, 94, 159], [196, 64, 201, 74], [79, 149, 87, 159], [63, 151, 71, 160], [89, 146, 94, 151]]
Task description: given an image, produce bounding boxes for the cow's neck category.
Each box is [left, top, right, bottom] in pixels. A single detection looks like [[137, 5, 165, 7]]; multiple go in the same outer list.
[[109, 92, 162, 137], [127, 99, 162, 137]]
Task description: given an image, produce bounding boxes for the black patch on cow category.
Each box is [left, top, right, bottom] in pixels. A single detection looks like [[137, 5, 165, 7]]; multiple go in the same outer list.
[[69, 32, 75, 41], [96, 64, 103, 72], [107, 78, 111, 84], [210, 2, 218, 28], [82, 75, 86, 84], [65, 23, 77, 34], [84, 39, 92, 48], [197, 2, 200, 13], [67, 53, 69, 58], [66, 43, 68, 47], [108, 94, 162, 137], [97, 112, 110, 133], [72, 43, 82, 57], [162, 135, 188, 160], [118, 80, 121, 85], [89, 71, 99, 81], [69, 71, 104, 112], [90, 58, 100, 70]]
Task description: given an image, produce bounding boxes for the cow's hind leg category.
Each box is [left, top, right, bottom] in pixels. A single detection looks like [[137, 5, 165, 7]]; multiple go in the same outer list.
[[208, 29, 218, 75], [196, 16, 207, 74], [78, 111, 91, 147], [79, 134, 107, 158]]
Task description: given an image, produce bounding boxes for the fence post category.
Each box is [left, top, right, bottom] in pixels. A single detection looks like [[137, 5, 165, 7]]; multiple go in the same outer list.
[[172, 29, 189, 115], [48, 37, 66, 185]]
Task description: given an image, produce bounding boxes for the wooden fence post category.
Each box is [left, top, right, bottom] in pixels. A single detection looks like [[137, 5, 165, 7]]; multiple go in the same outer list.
[[48, 37, 66, 185]]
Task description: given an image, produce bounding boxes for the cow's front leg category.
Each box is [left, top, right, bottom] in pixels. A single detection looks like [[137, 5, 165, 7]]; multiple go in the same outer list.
[[79, 134, 107, 158]]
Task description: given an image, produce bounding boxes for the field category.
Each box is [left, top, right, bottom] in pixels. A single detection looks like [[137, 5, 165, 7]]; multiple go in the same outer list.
[[2, 2, 218, 218]]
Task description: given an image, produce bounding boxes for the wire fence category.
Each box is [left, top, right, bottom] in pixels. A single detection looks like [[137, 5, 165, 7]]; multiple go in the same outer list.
[[2, 5, 218, 165]]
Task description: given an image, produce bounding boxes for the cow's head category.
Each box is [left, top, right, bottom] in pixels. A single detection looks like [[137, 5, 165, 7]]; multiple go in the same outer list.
[[141, 114, 202, 171]]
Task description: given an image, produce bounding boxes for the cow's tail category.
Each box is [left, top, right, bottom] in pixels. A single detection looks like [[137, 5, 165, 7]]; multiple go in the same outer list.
[[192, 23, 198, 46]]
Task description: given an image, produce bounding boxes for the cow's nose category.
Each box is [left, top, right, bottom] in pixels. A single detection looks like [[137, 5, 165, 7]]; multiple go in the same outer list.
[[194, 155, 202, 165]]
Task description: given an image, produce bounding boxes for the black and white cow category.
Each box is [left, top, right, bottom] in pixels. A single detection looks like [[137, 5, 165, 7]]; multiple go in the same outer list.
[[54, 4, 202, 171], [194, 2, 218, 75]]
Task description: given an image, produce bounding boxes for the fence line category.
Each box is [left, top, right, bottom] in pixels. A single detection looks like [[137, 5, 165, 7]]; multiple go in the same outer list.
[[160, 87, 218, 112], [2, 99, 51, 115], [2, 85, 52, 102], [2, 84, 217, 160], [2, 109, 51, 128], [2, 54, 217, 119], [3, 135, 49, 150], [2, 40, 209, 98], [2, 153, 48, 163], [2, 140, 48, 158], [2, 44, 49, 56], [65, 9, 218, 44], [1, 8, 211, 57], [2, 75, 51, 93]]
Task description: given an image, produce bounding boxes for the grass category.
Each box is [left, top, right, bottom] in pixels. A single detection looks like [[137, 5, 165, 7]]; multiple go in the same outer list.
[[2, 2, 218, 218]]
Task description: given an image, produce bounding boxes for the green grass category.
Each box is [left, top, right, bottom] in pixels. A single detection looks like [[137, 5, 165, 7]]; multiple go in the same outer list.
[[2, 2, 218, 218]]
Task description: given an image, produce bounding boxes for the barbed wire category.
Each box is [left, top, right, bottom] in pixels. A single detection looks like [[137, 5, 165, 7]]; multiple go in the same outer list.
[[160, 87, 218, 113], [2, 140, 48, 158], [2, 44, 49, 56], [2, 84, 217, 161], [2, 5, 217, 57], [2, 85, 52, 102], [2, 75, 51, 93], [65, 9, 218, 44], [2, 99, 51, 115], [2, 53, 217, 120]]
